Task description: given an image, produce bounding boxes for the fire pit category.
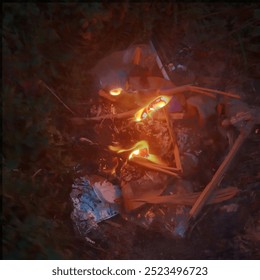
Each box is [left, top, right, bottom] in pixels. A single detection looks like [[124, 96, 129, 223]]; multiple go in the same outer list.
[[69, 42, 259, 241]]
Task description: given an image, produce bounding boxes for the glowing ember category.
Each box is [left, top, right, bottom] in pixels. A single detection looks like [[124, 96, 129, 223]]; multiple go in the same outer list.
[[135, 95, 172, 122], [109, 140, 164, 165], [109, 88, 123, 96]]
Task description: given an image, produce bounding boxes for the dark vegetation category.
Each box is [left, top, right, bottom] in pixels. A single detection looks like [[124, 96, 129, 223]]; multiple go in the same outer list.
[[2, 2, 260, 259]]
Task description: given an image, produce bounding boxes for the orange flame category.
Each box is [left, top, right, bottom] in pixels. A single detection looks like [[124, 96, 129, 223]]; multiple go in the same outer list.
[[109, 140, 164, 165], [109, 88, 123, 96], [135, 95, 172, 122]]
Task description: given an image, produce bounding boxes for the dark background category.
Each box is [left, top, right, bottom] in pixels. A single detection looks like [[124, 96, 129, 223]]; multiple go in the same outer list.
[[2, 2, 260, 259]]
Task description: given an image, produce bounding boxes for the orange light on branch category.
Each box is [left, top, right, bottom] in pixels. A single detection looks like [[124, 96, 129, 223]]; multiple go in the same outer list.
[[135, 95, 172, 122], [109, 140, 164, 165], [109, 88, 123, 96]]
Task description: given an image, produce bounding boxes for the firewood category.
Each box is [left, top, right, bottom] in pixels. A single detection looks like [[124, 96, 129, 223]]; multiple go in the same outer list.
[[131, 158, 180, 178], [164, 108, 183, 172], [159, 85, 241, 99], [189, 120, 255, 220], [132, 186, 239, 206]]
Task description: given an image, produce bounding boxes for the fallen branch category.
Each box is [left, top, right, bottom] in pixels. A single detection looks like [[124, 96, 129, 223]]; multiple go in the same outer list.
[[189, 120, 255, 220]]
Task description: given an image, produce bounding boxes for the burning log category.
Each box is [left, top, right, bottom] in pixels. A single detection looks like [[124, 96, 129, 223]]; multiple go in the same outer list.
[[109, 140, 180, 178]]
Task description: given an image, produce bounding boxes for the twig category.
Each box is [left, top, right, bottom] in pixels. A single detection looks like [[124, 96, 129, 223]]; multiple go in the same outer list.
[[131, 158, 180, 178], [164, 107, 183, 172], [73, 109, 137, 122], [142, 160, 179, 172], [189, 88, 216, 99], [192, 86, 241, 99], [70, 111, 184, 124], [39, 80, 77, 116], [31, 169, 42, 178], [159, 85, 241, 99]]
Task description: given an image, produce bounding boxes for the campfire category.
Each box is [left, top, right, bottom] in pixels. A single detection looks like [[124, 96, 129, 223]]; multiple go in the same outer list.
[[67, 43, 259, 239]]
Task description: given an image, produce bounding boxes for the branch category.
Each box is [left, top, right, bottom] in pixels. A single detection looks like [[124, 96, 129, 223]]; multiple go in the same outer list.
[[39, 80, 77, 116]]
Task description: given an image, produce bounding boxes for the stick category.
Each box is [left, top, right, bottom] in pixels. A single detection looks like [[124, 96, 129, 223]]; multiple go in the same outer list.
[[163, 108, 183, 172], [132, 186, 239, 206], [39, 80, 77, 115], [70, 112, 184, 124], [140, 160, 180, 172], [189, 88, 216, 98], [189, 120, 254, 220], [191, 86, 241, 99], [131, 158, 180, 178], [159, 85, 241, 99], [73, 109, 137, 121]]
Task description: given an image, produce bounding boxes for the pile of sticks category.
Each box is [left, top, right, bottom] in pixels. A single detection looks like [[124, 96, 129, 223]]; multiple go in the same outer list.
[[41, 79, 259, 233]]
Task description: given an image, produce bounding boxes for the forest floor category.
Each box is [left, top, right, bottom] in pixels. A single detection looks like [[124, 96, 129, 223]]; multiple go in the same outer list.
[[2, 3, 260, 259]]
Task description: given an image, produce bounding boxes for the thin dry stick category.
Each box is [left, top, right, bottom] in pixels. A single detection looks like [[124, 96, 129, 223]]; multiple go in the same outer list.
[[189, 88, 216, 98], [73, 109, 137, 122], [141, 160, 179, 172], [192, 86, 241, 99], [159, 85, 241, 99], [149, 163, 179, 172], [163, 107, 183, 172], [131, 158, 180, 178], [39, 80, 77, 116], [31, 168, 42, 178], [71, 111, 184, 123]]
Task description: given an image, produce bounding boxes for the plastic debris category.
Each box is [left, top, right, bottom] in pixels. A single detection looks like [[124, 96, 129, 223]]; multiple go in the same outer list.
[[70, 176, 120, 235]]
